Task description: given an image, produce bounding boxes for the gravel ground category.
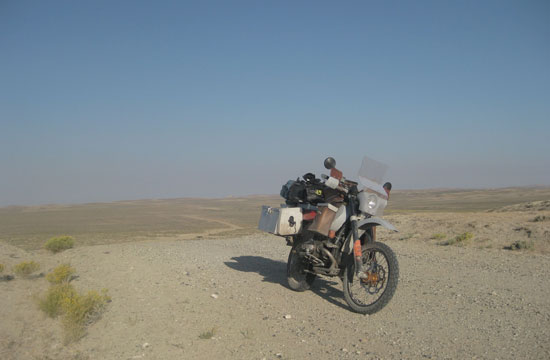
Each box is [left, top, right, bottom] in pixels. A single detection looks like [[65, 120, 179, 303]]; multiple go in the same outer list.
[[1, 233, 550, 360]]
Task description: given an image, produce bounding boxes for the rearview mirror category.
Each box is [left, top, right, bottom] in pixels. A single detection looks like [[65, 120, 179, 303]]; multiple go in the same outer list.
[[324, 157, 336, 170]]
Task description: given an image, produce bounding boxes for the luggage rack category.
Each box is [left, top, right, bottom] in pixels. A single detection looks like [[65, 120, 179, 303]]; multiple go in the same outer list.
[[298, 203, 318, 212]]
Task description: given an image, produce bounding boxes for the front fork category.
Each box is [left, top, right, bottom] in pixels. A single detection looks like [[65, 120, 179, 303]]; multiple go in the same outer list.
[[351, 216, 365, 276], [348, 190, 366, 277]]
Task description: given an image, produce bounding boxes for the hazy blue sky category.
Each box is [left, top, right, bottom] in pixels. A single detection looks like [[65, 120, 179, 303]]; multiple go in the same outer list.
[[1, 0, 549, 206]]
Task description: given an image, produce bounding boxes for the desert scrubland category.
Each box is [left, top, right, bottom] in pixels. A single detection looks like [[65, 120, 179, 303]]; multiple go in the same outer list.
[[1, 187, 550, 359]]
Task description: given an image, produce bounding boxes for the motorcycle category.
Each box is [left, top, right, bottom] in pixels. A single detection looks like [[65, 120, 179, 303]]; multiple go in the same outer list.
[[259, 156, 399, 314]]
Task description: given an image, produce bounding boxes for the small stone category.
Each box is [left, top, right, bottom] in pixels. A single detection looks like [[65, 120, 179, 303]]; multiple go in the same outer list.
[[283, 314, 292, 319], [342, 348, 348, 352], [211, 294, 219, 299], [142, 343, 150, 349], [276, 353, 283, 358], [491, 291, 497, 296]]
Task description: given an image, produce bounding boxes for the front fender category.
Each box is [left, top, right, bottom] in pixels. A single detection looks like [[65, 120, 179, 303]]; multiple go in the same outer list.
[[357, 217, 399, 232], [342, 217, 398, 255]]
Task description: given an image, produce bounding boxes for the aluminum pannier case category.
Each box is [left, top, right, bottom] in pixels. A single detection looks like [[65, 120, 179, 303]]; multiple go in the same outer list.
[[258, 206, 302, 236]]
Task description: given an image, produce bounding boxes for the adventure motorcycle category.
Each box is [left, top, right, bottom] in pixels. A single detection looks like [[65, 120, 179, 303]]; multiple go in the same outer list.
[[258, 156, 399, 314]]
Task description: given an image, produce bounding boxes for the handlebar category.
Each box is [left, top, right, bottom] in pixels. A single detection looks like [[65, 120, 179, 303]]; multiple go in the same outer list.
[[322, 156, 391, 200]]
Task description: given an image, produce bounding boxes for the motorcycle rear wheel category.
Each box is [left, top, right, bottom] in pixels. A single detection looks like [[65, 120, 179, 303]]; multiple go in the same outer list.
[[343, 241, 399, 314], [287, 247, 317, 291]]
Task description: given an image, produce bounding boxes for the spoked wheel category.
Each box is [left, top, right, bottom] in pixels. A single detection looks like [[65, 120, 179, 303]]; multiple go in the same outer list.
[[287, 246, 316, 291], [343, 241, 399, 314]]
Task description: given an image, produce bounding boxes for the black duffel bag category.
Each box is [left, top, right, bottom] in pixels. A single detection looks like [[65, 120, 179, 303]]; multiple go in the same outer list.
[[286, 181, 306, 204]]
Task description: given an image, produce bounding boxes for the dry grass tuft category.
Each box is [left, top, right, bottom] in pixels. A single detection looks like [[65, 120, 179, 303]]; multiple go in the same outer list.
[[199, 327, 217, 339], [399, 233, 414, 241], [13, 261, 40, 277], [0, 263, 4, 273], [44, 236, 75, 253], [505, 240, 534, 251], [240, 328, 254, 339], [439, 232, 474, 246]]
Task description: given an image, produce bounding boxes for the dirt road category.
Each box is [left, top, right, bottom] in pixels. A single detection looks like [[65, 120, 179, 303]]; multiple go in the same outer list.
[[1, 234, 549, 360]]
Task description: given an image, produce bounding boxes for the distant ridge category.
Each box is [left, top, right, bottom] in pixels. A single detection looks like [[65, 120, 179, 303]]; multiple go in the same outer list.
[[2, 186, 549, 210]]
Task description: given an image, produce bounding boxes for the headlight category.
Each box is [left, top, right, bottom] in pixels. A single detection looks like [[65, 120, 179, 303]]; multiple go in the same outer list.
[[358, 191, 387, 216], [367, 194, 377, 210]]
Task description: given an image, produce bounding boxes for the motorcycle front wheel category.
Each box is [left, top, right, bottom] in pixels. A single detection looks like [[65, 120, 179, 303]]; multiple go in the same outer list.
[[343, 241, 399, 314], [287, 246, 317, 291]]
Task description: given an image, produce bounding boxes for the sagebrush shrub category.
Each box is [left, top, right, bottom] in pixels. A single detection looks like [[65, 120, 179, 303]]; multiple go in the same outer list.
[[13, 261, 40, 277], [38, 281, 111, 343], [39, 283, 77, 318], [61, 289, 111, 343], [44, 236, 75, 253], [46, 264, 75, 284]]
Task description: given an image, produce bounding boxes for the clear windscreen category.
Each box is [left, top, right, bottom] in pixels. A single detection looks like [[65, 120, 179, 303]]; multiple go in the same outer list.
[[357, 156, 388, 197]]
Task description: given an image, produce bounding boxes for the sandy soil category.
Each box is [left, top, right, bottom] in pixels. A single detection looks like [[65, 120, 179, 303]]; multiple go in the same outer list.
[[2, 215, 550, 360], [383, 207, 550, 254]]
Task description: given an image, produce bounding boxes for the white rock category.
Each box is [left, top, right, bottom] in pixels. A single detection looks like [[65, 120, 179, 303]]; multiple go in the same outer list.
[[283, 314, 292, 319], [211, 294, 219, 299], [142, 342, 150, 349]]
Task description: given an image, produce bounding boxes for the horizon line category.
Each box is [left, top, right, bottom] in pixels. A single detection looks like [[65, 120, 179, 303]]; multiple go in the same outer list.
[[1, 185, 549, 209]]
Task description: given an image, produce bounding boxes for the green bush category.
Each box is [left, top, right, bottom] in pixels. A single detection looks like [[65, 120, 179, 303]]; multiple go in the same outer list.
[[430, 233, 447, 240], [46, 264, 75, 284], [13, 261, 40, 277], [44, 236, 75, 253]]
